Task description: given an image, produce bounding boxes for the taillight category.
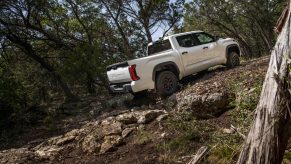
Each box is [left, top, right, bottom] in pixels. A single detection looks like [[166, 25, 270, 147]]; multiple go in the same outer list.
[[128, 65, 140, 81]]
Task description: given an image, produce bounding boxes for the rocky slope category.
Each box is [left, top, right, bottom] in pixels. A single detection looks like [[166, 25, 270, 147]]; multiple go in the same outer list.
[[0, 57, 271, 164]]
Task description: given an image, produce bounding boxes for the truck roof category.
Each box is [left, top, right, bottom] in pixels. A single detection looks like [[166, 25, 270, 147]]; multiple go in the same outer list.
[[149, 30, 204, 46], [167, 30, 204, 38]]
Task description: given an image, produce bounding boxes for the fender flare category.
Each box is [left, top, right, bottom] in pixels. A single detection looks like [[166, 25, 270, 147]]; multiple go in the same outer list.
[[226, 44, 241, 58], [152, 61, 180, 82]]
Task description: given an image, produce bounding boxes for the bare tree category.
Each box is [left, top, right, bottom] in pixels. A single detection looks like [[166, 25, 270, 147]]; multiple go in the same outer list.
[[237, 2, 291, 163]]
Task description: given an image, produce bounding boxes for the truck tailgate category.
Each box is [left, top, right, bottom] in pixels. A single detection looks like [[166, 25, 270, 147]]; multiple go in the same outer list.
[[107, 62, 131, 83]]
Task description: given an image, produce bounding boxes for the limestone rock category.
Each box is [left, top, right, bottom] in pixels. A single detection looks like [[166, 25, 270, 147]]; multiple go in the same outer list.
[[156, 114, 169, 122], [100, 135, 122, 154], [116, 113, 138, 124], [165, 94, 178, 108], [177, 92, 233, 119], [137, 110, 166, 124], [35, 145, 63, 160], [222, 128, 235, 134], [64, 129, 81, 137], [56, 136, 75, 146], [82, 134, 100, 154], [100, 117, 122, 136], [47, 136, 63, 145], [122, 128, 135, 138]]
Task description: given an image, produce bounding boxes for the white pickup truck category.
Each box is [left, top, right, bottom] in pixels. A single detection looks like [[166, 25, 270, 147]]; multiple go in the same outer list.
[[106, 31, 240, 96]]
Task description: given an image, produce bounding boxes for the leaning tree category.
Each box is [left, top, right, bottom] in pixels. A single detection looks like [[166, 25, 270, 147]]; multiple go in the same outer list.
[[237, 1, 291, 164]]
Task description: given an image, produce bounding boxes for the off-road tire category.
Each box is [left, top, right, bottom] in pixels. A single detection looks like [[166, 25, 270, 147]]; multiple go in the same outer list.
[[226, 51, 240, 68], [156, 71, 178, 97]]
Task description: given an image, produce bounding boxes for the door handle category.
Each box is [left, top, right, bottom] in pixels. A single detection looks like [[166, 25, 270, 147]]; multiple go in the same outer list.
[[203, 47, 209, 49], [182, 51, 188, 55]]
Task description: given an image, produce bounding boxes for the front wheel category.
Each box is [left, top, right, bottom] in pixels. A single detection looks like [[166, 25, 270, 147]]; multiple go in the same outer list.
[[226, 51, 240, 68], [156, 71, 178, 97]]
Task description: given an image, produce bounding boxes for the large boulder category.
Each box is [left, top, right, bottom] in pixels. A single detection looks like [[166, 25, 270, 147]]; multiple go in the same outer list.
[[177, 92, 233, 119]]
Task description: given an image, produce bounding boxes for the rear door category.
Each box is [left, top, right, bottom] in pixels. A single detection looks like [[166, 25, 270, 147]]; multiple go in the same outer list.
[[193, 32, 219, 63], [176, 34, 209, 76]]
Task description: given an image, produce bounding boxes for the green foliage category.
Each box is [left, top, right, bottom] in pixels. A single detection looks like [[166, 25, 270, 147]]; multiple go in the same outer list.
[[283, 150, 291, 164], [229, 72, 263, 128], [205, 72, 264, 163], [43, 113, 57, 131], [208, 144, 238, 164], [0, 0, 185, 100], [207, 129, 243, 163], [231, 82, 262, 111], [0, 67, 31, 129], [284, 151, 291, 160], [183, 0, 286, 58], [134, 129, 154, 145], [157, 113, 213, 162]]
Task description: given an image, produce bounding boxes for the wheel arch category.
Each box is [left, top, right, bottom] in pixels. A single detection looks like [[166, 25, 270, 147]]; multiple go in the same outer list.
[[226, 44, 241, 58], [152, 62, 180, 82]]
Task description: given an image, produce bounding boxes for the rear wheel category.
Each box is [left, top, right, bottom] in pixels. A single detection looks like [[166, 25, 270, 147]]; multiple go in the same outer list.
[[226, 51, 240, 68], [156, 71, 178, 97]]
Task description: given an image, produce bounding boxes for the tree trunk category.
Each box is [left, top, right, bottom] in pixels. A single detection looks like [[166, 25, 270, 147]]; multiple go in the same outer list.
[[86, 72, 96, 95], [144, 23, 153, 43], [237, 2, 291, 164]]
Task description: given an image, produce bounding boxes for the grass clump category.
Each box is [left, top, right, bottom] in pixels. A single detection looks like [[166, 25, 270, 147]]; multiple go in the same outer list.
[[134, 129, 154, 145], [229, 72, 263, 128], [283, 151, 291, 164], [206, 72, 264, 163], [157, 112, 214, 163]]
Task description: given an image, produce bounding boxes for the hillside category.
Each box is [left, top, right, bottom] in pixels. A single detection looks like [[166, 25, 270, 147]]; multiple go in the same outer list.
[[0, 57, 274, 164]]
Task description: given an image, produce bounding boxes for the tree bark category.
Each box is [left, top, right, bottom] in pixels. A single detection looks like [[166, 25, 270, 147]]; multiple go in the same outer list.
[[144, 23, 153, 43], [237, 2, 291, 164]]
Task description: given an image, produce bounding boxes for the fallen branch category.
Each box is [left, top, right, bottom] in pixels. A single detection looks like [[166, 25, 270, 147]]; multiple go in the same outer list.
[[230, 124, 246, 139], [187, 146, 209, 164]]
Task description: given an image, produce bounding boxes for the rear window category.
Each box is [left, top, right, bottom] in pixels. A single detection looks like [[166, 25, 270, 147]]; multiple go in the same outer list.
[[148, 39, 172, 56]]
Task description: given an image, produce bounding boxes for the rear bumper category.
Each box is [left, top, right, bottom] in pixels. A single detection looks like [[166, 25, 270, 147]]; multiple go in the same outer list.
[[109, 82, 133, 93], [109, 80, 154, 93]]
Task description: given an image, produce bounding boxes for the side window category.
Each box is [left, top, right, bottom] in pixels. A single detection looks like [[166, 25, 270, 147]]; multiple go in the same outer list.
[[194, 33, 215, 44], [176, 34, 198, 48], [148, 39, 172, 56]]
